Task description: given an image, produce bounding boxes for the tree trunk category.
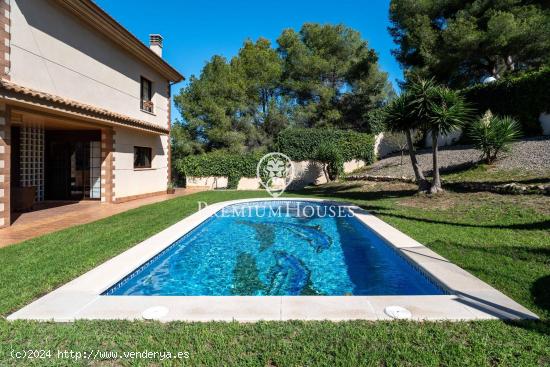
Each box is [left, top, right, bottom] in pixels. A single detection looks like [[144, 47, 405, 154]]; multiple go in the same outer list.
[[430, 130, 443, 194], [405, 129, 429, 192], [323, 163, 331, 183]]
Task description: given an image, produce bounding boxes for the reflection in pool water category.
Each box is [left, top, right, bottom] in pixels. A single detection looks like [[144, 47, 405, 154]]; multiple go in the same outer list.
[[104, 201, 445, 296]]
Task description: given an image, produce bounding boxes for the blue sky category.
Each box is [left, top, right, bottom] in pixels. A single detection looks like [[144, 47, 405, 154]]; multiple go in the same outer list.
[[95, 0, 402, 121]]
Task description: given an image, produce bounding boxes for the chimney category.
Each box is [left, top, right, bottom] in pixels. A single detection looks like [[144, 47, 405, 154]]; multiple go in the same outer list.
[[149, 34, 163, 58]]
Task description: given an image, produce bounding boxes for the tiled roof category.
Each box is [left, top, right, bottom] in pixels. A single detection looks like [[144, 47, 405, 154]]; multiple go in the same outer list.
[[0, 79, 169, 134]]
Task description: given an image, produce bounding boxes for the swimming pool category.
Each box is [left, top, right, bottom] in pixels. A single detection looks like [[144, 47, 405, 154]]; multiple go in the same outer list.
[[104, 201, 445, 296], [9, 198, 538, 321]]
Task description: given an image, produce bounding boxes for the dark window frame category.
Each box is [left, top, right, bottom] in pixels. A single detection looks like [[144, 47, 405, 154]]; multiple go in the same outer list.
[[134, 146, 152, 169], [140, 76, 153, 113]]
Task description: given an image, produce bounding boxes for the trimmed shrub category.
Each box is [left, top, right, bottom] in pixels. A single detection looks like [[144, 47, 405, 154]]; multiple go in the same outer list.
[[315, 144, 344, 181], [176, 151, 262, 189], [276, 128, 375, 164], [463, 68, 550, 136]]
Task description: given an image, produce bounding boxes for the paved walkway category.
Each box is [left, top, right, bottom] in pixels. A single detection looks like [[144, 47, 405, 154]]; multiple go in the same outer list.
[[0, 188, 207, 247]]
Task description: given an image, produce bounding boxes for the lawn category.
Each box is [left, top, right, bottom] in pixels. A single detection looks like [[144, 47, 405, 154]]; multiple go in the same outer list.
[[0, 185, 549, 366], [442, 164, 550, 185]]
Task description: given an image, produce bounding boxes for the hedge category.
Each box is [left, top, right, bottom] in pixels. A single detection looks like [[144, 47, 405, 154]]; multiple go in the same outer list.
[[463, 68, 550, 136], [176, 129, 375, 188], [276, 128, 375, 164], [176, 151, 262, 189]]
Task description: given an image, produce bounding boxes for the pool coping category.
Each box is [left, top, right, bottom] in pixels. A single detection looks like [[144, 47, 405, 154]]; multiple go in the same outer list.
[[7, 198, 539, 322]]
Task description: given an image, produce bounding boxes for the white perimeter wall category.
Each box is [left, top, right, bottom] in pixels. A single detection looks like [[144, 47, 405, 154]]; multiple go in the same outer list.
[[113, 127, 168, 199], [186, 160, 366, 190], [541, 113, 550, 135], [9, 0, 169, 130]]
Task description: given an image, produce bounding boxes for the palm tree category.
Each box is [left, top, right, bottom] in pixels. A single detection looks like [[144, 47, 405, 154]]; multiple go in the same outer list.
[[408, 80, 473, 193], [384, 93, 430, 192]]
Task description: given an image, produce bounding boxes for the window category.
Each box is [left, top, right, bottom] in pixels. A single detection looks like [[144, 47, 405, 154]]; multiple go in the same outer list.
[[134, 146, 152, 169], [140, 77, 153, 113]]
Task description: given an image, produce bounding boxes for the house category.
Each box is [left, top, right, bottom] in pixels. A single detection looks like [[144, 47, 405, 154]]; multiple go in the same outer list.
[[0, 0, 184, 228]]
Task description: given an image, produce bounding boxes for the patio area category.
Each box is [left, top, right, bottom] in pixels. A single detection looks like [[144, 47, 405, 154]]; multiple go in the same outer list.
[[0, 188, 207, 247]]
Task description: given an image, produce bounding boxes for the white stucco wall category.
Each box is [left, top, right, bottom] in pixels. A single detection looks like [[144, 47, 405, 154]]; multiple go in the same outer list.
[[343, 159, 366, 173], [374, 132, 405, 158], [291, 161, 327, 187], [186, 176, 229, 190], [425, 130, 463, 148], [540, 113, 550, 136], [289, 159, 364, 186], [186, 159, 367, 191], [9, 0, 169, 129], [113, 127, 168, 199], [237, 177, 260, 190]]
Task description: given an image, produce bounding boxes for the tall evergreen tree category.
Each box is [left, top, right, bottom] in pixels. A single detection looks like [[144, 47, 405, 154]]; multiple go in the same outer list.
[[278, 23, 394, 128], [174, 55, 250, 153], [389, 0, 550, 87], [174, 23, 393, 153]]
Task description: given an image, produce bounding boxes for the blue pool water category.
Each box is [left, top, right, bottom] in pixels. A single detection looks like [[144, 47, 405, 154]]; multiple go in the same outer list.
[[105, 201, 445, 296]]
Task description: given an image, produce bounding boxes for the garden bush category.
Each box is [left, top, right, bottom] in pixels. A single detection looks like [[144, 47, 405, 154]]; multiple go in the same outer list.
[[468, 110, 522, 164], [315, 144, 344, 181], [176, 151, 263, 189], [463, 68, 550, 135], [276, 128, 375, 164]]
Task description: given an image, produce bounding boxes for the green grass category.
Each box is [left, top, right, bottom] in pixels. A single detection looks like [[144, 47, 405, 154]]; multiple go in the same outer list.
[[1, 186, 549, 366], [442, 164, 550, 184]]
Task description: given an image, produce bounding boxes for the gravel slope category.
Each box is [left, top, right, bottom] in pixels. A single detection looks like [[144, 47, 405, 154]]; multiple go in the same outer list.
[[366, 137, 550, 178]]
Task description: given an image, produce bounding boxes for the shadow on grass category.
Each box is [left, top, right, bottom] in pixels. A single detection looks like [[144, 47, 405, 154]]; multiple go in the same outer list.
[[504, 319, 550, 337], [296, 185, 549, 230], [444, 178, 550, 193], [295, 185, 416, 201], [378, 212, 550, 231], [429, 242, 550, 335], [532, 275, 550, 315], [428, 240, 550, 263], [290, 186, 419, 214]]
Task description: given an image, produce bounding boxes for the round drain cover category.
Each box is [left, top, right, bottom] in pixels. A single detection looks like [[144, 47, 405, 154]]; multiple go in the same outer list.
[[142, 306, 169, 320], [384, 306, 412, 319]]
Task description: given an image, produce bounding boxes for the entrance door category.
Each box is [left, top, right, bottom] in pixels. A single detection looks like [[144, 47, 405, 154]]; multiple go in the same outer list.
[[44, 130, 101, 201], [46, 141, 72, 200]]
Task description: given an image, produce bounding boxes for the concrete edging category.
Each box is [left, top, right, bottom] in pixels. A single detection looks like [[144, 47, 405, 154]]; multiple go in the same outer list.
[[7, 198, 538, 322]]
